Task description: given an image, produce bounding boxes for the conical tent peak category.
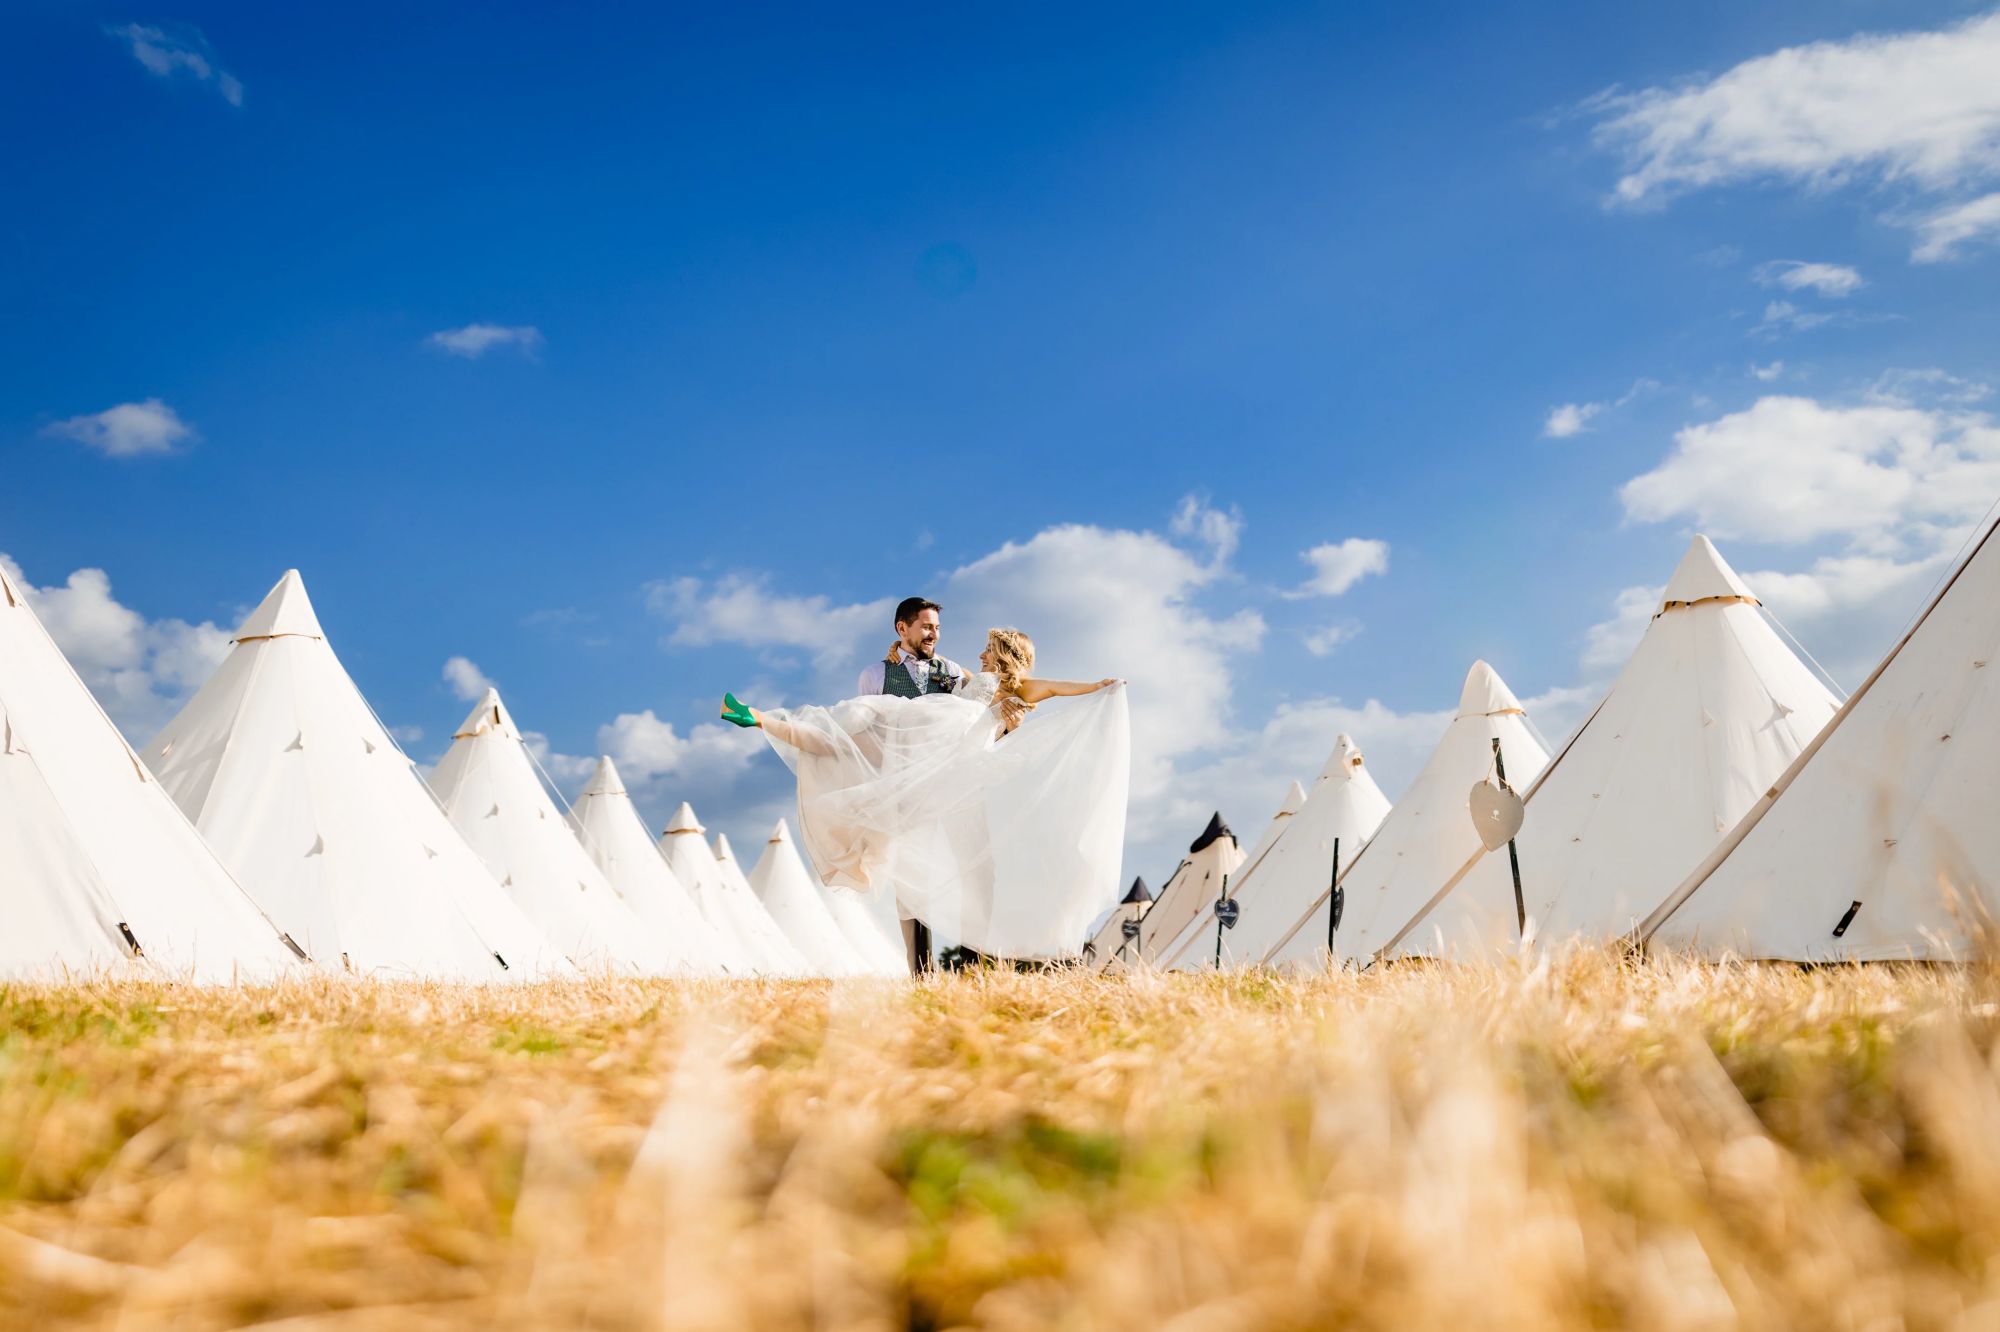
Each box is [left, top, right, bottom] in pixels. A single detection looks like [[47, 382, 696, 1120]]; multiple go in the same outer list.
[[580, 756, 624, 798], [1660, 535, 1756, 609], [233, 569, 325, 643], [663, 801, 705, 836], [766, 819, 793, 846], [1277, 780, 1308, 816], [1189, 810, 1235, 854], [1122, 876, 1153, 904], [452, 689, 516, 740], [1457, 659, 1526, 718]]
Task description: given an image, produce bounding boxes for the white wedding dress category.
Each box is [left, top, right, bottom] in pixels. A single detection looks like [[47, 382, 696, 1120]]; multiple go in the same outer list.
[[756, 673, 1130, 960]]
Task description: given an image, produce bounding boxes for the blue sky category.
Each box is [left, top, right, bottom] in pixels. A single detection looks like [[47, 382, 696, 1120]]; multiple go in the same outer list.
[[6, 2, 2000, 880]]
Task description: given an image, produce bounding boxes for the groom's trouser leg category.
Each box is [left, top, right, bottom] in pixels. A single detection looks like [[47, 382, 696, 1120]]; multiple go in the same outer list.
[[902, 918, 933, 974]]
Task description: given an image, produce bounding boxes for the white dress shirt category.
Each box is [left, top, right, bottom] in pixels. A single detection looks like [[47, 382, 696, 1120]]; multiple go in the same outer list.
[[857, 650, 966, 698]]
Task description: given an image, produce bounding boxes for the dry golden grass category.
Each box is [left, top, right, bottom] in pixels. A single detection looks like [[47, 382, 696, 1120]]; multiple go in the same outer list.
[[2, 954, 1999, 1329]]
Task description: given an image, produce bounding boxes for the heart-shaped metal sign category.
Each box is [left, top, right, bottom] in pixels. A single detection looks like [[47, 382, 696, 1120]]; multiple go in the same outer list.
[[1469, 778, 1525, 851]]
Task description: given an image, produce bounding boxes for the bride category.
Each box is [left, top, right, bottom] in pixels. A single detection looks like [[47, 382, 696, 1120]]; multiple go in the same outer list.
[[719, 628, 1129, 960]]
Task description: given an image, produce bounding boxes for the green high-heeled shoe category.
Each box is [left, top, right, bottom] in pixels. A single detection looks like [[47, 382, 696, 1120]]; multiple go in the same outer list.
[[719, 693, 757, 728]]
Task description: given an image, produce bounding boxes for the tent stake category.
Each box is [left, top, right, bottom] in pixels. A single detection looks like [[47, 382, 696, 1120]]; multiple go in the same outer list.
[[1493, 737, 1526, 935]]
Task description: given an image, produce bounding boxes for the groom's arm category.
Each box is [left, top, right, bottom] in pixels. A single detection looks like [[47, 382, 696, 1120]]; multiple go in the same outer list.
[[857, 661, 886, 696]]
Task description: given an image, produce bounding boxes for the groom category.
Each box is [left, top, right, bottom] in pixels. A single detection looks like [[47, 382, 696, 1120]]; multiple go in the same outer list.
[[856, 596, 1024, 972], [855, 596, 965, 700]]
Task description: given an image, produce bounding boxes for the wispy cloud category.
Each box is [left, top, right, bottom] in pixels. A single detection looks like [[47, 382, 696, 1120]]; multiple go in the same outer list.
[[1542, 378, 1659, 438], [425, 324, 545, 360], [1752, 301, 1838, 337], [1912, 191, 2000, 262], [1302, 622, 1362, 657], [1754, 260, 1865, 297], [42, 398, 194, 458], [106, 24, 242, 106], [1584, 10, 2000, 262], [1751, 361, 1786, 381]]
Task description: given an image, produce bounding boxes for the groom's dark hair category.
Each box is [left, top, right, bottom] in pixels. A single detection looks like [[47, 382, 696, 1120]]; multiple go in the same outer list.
[[895, 596, 941, 627]]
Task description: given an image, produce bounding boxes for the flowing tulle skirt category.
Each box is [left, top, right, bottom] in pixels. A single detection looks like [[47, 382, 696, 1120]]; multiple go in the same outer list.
[[757, 684, 1130, 960]]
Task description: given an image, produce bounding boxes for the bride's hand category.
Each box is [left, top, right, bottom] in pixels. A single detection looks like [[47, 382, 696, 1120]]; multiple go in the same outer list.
[[1097, 678, 1123, 691], [884, 641, 904, 663]]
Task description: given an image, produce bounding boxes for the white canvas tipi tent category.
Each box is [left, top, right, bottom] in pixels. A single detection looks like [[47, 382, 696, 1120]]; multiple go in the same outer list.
[[1083, 812, 1244, 971], [432, 691, 675, 974], [143, 570, 559, 978], [658, 803, 805, 975], [716, 832, 811, 973], [1641, 516, 2000, 959], [0, 563, 299, 981], [747, 819, 869, 976], [567, 757, 741, 974], [1263, 661, 1551, 970], [1382, 537, 1840, 959], [1156, 737, 1391, 970], [1081, 874, 1160, 972]]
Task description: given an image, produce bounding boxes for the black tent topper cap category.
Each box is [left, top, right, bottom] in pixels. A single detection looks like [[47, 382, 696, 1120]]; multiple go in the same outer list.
[[1189, 811, 1235, 855], [1122, 876, 1153, 904]]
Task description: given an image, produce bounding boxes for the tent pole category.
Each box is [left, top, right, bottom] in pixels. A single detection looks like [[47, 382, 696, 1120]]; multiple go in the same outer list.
[[1325, 836, 1341, 966], [1493, 737, 1526, 935], [1208, 872, 1224, 964]]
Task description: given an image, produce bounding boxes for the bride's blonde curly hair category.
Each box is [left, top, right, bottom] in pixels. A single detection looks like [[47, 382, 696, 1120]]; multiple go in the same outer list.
[[985, 627, 1035, 697]]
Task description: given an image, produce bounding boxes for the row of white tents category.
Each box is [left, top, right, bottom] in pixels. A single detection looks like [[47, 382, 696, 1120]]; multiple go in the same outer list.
[[11, 514, 1998, 982], [2, 565, 905, 981], [1092, 526, 2000, 969]]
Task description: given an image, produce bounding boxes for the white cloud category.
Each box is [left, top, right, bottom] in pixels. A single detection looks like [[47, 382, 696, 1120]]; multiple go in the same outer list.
[[424, 324, 545, 359], [1591, 11, 2000, 206], [1620, 394, 2000, 545], [106, 23, 242, 106], [1290, 538, 1390, 598], [597, 709, 766, 786], [1544, 402, 1602, 438], [1755, 260, 1865, 296], [0, 554, 230, 740], [1169, 495, 1243, 564], [43, 398, 194, 458], [442, 655, 496, 702], [1912, 191, 2000, 261], [652, 575, 892, 672], [1613, 384, 2000, 685], [1751, 361, 1786, 381], [1587, 12, 2000, 262]]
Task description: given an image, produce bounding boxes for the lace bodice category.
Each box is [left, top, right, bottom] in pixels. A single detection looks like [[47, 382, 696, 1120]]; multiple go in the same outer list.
[[959, 671, 1002, 706]]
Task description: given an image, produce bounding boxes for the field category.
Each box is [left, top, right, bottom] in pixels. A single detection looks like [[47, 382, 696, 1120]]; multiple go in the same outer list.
[[2, 956, 1997, 1330]]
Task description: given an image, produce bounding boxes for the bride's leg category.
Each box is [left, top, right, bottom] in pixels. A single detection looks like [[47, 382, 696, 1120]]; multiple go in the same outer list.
[[755, 710, 840, 757]]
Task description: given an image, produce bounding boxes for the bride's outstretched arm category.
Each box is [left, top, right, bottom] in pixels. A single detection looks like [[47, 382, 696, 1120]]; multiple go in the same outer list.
[[1014, 677, 1121, 706]]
